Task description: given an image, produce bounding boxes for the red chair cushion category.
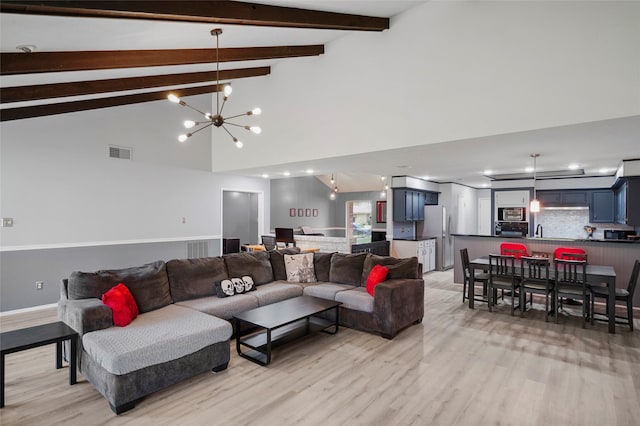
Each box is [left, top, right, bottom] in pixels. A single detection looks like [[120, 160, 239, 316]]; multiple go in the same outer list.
[[366, 264, 389, 296], [554, 247, 586, 260], [500, 242, 529, 259], [102, 283, 139, 327]]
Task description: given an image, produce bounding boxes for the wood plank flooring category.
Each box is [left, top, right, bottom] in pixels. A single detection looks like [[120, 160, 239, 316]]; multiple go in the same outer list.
[[1, 270, 639, 426]]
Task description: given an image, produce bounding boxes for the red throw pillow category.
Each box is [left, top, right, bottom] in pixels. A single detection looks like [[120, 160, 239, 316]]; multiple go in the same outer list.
[[102, 283, 139, 327], [366, 265, 389, 296]]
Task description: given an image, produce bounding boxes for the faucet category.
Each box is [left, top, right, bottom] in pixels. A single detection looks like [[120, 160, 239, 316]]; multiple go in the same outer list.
[[535, 224, 543, 238]]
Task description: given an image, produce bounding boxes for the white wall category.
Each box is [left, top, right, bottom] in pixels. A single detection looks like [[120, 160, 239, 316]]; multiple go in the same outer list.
[[211, 1, 640, 172]]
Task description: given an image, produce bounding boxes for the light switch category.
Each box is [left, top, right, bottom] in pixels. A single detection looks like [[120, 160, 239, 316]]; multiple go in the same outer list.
[[1, 218, 14, 227]]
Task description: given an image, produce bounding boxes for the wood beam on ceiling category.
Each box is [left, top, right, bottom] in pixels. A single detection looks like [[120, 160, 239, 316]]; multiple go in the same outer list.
[[0, 66, 271, 103], [0, 45, 323, 75], [0, 84, 229, 122], [0, 1, 389, 31]]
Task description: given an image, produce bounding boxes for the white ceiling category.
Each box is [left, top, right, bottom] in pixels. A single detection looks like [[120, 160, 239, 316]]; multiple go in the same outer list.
[[2, 1, 639, 190]]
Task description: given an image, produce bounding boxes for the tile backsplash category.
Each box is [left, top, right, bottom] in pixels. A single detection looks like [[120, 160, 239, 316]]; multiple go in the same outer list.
[[534, 209, 634, 239]]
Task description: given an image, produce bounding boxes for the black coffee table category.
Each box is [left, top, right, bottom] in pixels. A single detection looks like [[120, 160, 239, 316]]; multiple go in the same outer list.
[[233, 296, 341, 366], [1, 321, 78, 408]]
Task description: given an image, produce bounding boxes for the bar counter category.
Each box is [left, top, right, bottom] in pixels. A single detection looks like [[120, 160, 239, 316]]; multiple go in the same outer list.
[[452, 234, 640, 307]]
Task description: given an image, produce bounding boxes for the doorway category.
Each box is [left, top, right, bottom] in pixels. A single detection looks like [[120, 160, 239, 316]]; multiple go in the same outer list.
[[222, 190, 263, 248]]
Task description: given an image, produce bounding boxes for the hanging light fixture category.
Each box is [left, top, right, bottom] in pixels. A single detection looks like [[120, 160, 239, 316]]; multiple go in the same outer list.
[[381, 176, 388, 197], [167, 28, 261, 147], [530, 154, 540, 213], [329, 173, 338, 199]]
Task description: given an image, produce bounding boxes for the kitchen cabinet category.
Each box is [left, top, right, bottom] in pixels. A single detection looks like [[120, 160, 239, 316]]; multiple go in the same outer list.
[[392, 239, 435, 272], [537, 190, 588, 207], [393, 189, 425, 221], [495, 190, 529, 207], [590, 190, 614, 223], [614, 177, 640, 225], [424, 191, 439, 205]]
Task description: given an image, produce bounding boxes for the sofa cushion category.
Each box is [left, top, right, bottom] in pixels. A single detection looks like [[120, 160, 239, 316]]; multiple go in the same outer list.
[[361, 254, 420, 285], [68, 261, 172, 313], [365, 264, 389, 296], [252, 282, 303, 306], [313, 252, 333, 282], [82, 304, 232, 375], [329, 253, 367, 286], [176, 294, 259, 320], [285, 253, 317, 283], [225, 251, 274, 285], [303, 283, 355, 300], [166, 257, 228, 302], [269, 248, 301, 281], [101, 283, 138, 327], [335, 287, 375, 313]]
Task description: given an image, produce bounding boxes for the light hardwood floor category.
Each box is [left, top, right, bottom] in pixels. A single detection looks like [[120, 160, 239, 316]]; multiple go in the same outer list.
[[1, 270, 639, 426]]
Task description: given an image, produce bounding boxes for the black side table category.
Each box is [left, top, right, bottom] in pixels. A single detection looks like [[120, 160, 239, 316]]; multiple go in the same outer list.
[[1, 321, 78, 408]]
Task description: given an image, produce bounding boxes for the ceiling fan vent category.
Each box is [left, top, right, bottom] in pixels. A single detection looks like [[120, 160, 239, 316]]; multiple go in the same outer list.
[[108, 145, 132, 160]]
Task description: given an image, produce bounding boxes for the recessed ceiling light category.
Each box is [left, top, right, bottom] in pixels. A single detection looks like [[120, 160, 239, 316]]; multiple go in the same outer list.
[[422, 176, 430, 180], [568, 163, 579, 170], [484, 169, 493, 175], [481, 183, 489, 188], [283, 171, 291, 177], [525, 166, 534, 173], [261, 173, 269, 179], [599, 168, 610, 174], [305, 169, 313, 174]]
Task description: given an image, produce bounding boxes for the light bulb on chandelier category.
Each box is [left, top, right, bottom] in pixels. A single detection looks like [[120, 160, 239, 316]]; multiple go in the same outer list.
[[167, 28, 261, 148]]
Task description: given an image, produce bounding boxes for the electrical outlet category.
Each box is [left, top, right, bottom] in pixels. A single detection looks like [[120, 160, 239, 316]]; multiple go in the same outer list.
[[36, 281, 44, 290], [1, 218, 14, 227]]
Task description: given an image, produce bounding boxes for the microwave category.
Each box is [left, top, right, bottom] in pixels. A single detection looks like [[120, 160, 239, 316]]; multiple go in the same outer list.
[[498, 207, 526, 222]]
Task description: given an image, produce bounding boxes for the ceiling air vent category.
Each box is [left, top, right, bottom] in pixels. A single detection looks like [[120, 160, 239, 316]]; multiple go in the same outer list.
[[108, 145, 132, 160]]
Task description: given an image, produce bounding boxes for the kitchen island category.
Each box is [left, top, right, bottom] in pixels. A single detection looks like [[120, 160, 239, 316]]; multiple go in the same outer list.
[[452, 234, 640, 307]]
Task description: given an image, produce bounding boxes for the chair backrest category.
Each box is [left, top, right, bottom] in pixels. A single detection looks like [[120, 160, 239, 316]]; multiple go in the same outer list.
[[500, 243, 528, 259], [554, 247, 587, 262], [627, 259, 640, 296], [554, 258, 587, 286], [261, 235, 276, 251], [460, 248, 470, 278], [223, 238, 240, 254], [275, 227, 296, 247], [521, 256, 550, 281], [489, 254, 516, 282]]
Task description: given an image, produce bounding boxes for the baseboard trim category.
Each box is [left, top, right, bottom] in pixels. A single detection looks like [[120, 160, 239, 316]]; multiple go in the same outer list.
[[0, 303, 57, 317]]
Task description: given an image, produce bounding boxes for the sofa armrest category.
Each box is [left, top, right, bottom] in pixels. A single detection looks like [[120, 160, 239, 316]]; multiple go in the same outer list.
[[58, 297, 113, 336], [372, 278, 424, 336]]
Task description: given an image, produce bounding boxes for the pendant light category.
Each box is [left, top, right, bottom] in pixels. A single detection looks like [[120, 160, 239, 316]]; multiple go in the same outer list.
[[167, 28, 261, 147], [530, 154, 540, 213]]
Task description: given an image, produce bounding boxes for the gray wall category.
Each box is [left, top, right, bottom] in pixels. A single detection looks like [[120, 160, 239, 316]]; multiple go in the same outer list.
[[270, 176, 336, 231], [223, 191, 259, 245]]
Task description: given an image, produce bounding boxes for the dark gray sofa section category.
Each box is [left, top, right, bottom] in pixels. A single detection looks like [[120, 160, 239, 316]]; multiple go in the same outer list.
[[59, 250, 424, 414]]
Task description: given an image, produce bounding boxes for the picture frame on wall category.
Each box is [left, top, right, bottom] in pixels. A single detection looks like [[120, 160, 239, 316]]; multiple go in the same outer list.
[[290, 208, 296, 217], [298, 208, 304, 217], [305, 208, 311, 217], [313, 209, 318, 217]]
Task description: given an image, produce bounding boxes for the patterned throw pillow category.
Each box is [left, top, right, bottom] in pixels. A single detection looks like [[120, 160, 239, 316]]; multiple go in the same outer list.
[[215, 276, 257, 297], [284, 253, 317, 283]]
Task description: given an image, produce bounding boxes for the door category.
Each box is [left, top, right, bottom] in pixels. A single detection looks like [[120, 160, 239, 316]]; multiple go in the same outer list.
[[222, 190, 261, 246]]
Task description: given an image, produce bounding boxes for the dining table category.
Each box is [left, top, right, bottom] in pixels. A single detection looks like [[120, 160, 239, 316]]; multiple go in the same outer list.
[[468, 256, 617, 333]]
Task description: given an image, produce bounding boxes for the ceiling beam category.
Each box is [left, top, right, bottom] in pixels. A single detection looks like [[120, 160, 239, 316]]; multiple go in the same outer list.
[[1, 1, 389, 31], [1, 66, 270, 103], [1, 45, 323, 75], [0, 84, 229, 122]]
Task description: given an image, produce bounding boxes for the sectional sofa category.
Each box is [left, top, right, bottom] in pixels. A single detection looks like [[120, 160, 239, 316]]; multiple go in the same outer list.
[[58, 250, 424, 413]]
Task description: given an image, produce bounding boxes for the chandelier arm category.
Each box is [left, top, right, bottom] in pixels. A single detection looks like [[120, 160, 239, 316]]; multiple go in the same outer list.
[[223, 121, 245, 128], [190, 122, 215, 136], [219, 96, 228, 116], [221, 125, 238, 141], [182, 101, 209, 117], [224, 112, 251, 121]]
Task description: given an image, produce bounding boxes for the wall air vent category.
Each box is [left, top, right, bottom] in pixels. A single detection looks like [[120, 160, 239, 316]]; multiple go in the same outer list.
[[108, 145, 132, 160], [187, 241, 208, 259]]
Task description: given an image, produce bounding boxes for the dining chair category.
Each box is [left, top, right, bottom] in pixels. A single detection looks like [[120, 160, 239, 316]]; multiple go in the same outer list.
[[590, 259, 639, 331], [554, 258, 589, 327], [554, 247, 587, 261], [520, 256, 554, 322], [488, 254, 520, 315], [261, 235, 277, 251], [460, 248, 490, 303], [500, 242, 528, 259]]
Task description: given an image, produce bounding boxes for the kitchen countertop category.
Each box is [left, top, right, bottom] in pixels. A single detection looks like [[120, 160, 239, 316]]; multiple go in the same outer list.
[[452, 234, 640, 244], [393, 237, 437, 241]]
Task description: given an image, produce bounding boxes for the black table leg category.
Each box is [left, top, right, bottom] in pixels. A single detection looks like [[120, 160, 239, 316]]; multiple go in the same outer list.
[[1, 353, 5, 408], [56, 341, 63, 369], [69, 336, 77, 385]]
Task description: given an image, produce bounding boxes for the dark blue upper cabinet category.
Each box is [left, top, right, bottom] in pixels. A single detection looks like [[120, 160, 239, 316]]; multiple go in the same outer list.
[[590, 190, 614, 223]]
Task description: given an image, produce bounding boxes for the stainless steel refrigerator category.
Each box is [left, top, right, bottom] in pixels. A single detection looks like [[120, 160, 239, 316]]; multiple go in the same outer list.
[[419, 205, 454, 270]]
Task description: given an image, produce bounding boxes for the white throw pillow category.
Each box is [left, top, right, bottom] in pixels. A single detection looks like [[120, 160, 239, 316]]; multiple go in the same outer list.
[[284, 253, 317, 283]]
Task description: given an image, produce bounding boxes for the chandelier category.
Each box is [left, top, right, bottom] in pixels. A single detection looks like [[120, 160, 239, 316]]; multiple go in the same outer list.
[[530, 153, 540, 213], [167, 28, 261, 148]]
